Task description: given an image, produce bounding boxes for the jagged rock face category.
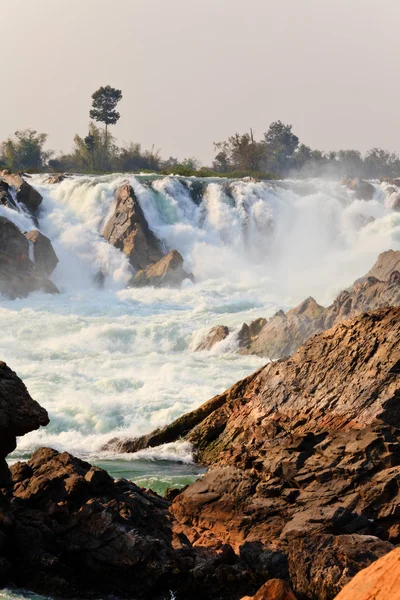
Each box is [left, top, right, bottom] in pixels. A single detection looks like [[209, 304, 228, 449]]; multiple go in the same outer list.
[[0, 172, 42, 215], [110, 308, 400, 598], [334, 546, 400, 600], [196, 325, 230, 351], [367, 249, 400, 280], [238, 251, 400, 358], [0, 361, 48, 488], [0, 217, 59, 298], [24, 230, 59, 276], [5, 448, 262, 600], [102, 183, 163, 270], [130, 249, 193, 288]]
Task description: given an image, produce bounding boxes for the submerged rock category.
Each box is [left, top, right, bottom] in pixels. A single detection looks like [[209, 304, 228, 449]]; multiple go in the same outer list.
[[342, 178, 375, 200], [45, 173, 67, 184], [102, 183, 164, 270], [24, 230, 59, 276], [130, 249, 194, 288], [195, 325, 230, 351]]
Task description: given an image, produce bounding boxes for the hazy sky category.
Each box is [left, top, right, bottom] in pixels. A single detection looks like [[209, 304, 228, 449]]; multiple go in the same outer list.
[[3, 0, 400, 163]]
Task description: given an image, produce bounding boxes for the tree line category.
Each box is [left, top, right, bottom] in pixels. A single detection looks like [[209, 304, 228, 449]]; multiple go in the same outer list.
[[1, 85, 400, 179]]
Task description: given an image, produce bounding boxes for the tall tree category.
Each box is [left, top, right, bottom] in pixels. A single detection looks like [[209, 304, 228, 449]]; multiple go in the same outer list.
[[263, 121, 299, 175], [89, 85, 122, 169]]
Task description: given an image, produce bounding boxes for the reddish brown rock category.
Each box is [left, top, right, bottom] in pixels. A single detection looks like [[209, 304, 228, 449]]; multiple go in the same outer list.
[[24, 230, 59, 276], [196, 325, 230, 351], [130, 249, 193, 288], [334, 547, 400, 600], [102, 183, 163, 270], [241, 579, 296, 600]]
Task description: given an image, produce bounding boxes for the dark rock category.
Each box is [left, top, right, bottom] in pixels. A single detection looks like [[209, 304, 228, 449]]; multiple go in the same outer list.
[[102, 183, 163, 270], [195, 325, 230, 351], [0, 172, 42, 214], [342, 178, 375, 200], [288, 534, 393, 600], [130, 249, 193, 288], [333, 546, 400, 600], [45, 174, 67, 184], [24, 230, 59, 276]]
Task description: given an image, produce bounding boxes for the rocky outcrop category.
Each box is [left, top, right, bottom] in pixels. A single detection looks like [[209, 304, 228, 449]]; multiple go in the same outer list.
[[108, 307, 400, 598], [0, 361, 49, 483], [196, 325, 230, 351], [334, 547, 400, 600], [230, 250, 400, 358], [3, 446, 268, 600], [102, 183, 164, 270], [0, 217, 59, 298], [24, 230, 59, 276], [130, 249, 194, 288], [342, 178, 375, 200], [0, 171, 42, 215]]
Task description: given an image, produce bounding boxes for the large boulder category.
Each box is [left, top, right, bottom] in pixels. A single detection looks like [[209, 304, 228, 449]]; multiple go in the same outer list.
[[24, 230, 59, 276], [0, 217, 58, 298], [0, 172, 42, 215], [334, 547, 400, 600], [130, 249, 194, 288], [102, 183, 163, 270]]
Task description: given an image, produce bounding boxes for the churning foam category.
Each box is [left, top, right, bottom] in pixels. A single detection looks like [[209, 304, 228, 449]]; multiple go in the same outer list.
[[1, 174, 399, 461]]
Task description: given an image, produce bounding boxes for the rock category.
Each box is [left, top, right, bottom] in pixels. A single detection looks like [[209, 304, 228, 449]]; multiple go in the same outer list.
[[195, 325, 230, 351], [288, 534, 393, 600], [5, 447, 261, 600], [239, 251, 400, 359], [334, 547, 400, 600], [367, 249, 400, 280], [241, 579, 296, 600], [93, 269, 105, 288], [24, 230, 59, 276], [0, 217, 59, 298], [0, 172, 42, 214], [0, 361, 48, 486], [130, 249, 193, 288], [342, 178, 375, 200], [111, 308, 400, 564], [391, 193, 400, 211], [102, 183, 163, 270], [45, 174, 67, 184]]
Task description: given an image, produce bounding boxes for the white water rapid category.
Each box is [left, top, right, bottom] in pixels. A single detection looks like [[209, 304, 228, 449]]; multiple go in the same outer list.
[[0, 174, 399, 468]]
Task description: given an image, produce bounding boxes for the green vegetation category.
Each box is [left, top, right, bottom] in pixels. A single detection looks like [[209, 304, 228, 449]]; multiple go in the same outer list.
[[1, 88, 400, 179]]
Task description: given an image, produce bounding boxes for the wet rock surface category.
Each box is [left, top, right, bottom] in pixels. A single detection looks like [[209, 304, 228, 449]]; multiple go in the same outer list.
[[0, 217, 59, 298], [102, 183, 164, 270], [196, 325, 230, 351], [130, 249, 193, 288], [24, 229, 59, 276], [0, 172, 42, 215]]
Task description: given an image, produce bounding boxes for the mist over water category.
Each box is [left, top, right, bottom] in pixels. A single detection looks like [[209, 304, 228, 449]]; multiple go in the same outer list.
[[0, 174, 399, 464]]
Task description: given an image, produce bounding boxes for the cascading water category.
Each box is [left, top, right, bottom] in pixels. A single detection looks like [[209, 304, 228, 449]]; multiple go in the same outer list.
[[1, 174, 400, 480]]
